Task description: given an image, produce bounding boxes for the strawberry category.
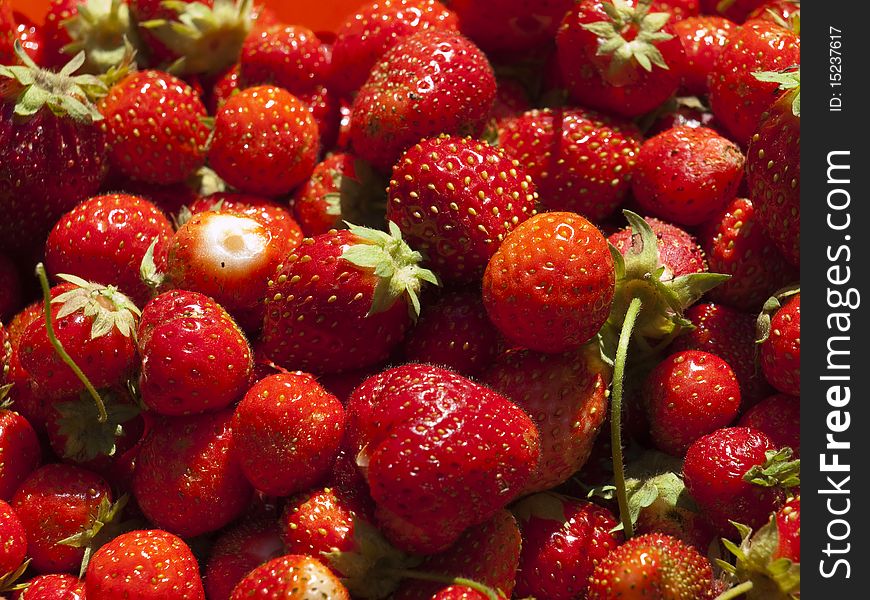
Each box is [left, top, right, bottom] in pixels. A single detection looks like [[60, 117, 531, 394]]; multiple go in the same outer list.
[[229, 554, 350, 599], [0, 0, 15, 63], [136, 290, 253, 416], [483, 211, 615, 353], [232, 372, 345, 496], [708, 20, 799, 145], [132, 410, 253, 537], [746, 68, 800, 265], [344, 364, 540, 554], [11, 463, 114, 573], [349, 29, 496, 172], [587, 533, 714, 599], [0, 46, 108, 258], [450, 0, 574, 55], [85, 529, 205, 600], [556, 0, 685, 118], [207, 63, 239, 113], [296, 84, 341, 153], [700, 197, 798, 310], [683, 426, 796, 534], [12, 11, 43, 64], [259, 224, 438, 375], [208, 85, 319, 197], [387, 135, 537, 282], [608, 216, 706, 277], [758, 291, 800, 396], [239, 24, 331, 94], [496, 108, 642, 222], [187, 192, 305, 246], [774, 495, 800, 563], [1, 304, 52, 434], [739, 393, 799, 457], [673, 15, 736, 95], [647, 97, 721, 135], [14, 574, 86, 599], [45, 194, 174, 306], [700, 0, 766, 22], [512, 494, 622, 600], [0, 390, 42, 500], [0, 498, 26, 578], [483, 343, 610, 493], [330, 0, 458, 97], [204, 515, 285, 600], [643, 350, 741, 455], [632, 125, 745, 226]]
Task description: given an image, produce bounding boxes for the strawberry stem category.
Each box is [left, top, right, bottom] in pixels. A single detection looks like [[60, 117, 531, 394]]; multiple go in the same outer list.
[[713, 580, 754, 600], [383, 569, 502, 599], [35, 263, 107, 423], [612, 296, 642, 538]]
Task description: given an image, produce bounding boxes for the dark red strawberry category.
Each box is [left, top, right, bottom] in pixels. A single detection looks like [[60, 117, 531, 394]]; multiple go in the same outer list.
[[42, 0, 138, 72], [673, 15, 736, 95], [0, 391, 42, 500], [229, 555, 350, 599], [451, 0, 574, 55], [45, 194, 174, 306], [513, 494, 622, 600], [136, 290, 252, 416], [349, 29, 496, 172], [708, 20, 799, 145], [608, 216, 706, 277], [739, 393, 799, 457], [632, 125, 744, 226], [556, 0, 685, 118], [208, 85, 319, 197], [483, 211, 615, 353], [700, 0, 766, 22], [388, 135, 537, 282], [12, 11, 43, 64], [644, 350, 741, 455], [758, 291, 800, 396], [496, 108, 642, 222], [0, 498, 26, 578], [86, 529, 205, 600], [239, 24, 330, 93], [204, 515, 285, 600], [132, 410, 253, 537], [587, 533, 714, 599], [259, 224, 438, 375], [330, 0, 458, 97], [0, 255, 22, 322], [345, 364, 540, 554], [14, 574, 86, 599]]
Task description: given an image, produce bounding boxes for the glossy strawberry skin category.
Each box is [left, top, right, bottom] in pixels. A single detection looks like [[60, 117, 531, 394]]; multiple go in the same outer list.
[[239, 24, 330, 94], [229, 555, 350, 600], [0, 498, 26, 576], [609, 216, 706, 277], [760, 293, 800, 396], [86, 529, 205, 600], [451, 0, 574, 55], [0, 405, 41, 501], [387, 136, 537, 282], [739, 393, 800, 458], [674, 16, 736, 95], [204, 516, 285, 600], [15, 573, 87, 600], [774, 495, 799, 562], [483, 212, 615, 354]]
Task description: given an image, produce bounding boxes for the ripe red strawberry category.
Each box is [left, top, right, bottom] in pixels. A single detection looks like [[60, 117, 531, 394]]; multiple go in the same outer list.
[[136, 290, 253, 415], [0, 498, 26, 577], [98, 70, 209, 185], [388, 135, 537, 282], [229, 555, 350, 599], [556, 0, 685, 118], [644, 350, 741, 455], [758, 291, 800, 396], [0, 392, 42, 500], [208, 85, 319, 197], [86, 529, 205, 600], [683, 426, 794, 534], [0, 47, 108, 258], [700, 0, 766, 22], [330, 0, 458, 97], [496, 108, 641, 222], [700, 197, 798, 310], [609, 216, 706, 277], [708, 20, 799, 145], [45, 194, 174, 306], [587, 533, 714, 599], [739, 393, 799, 457], [632, 125, 745, 226], [451, 0, 574, 55], [513, 494, 622, 600], [204, 515, 285, 600], [0, 1, 16, 63], [483, 211, 615, 353], [674, 15, 736, 95], [483, 344, 609, 493], [133, 410, 253, 537], [259, 224, 438, 374], [14, 574, 87, 599], [774, 495, 800, 562], [1, 304, 52, 434], [232, 372, 345, 496], [239, 24, 331, 93], [11, 463, 114, 573], [345, 364, 540, 554], [42, 0, 138, 72], [349, 29, 496, 172]]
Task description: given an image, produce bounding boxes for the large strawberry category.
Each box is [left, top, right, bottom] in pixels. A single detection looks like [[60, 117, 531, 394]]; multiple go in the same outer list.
[[229, 555, 350, 599], [757, 290, 800, 396], [204, 515, 285, 600], [349, 29, 496, 172], [239, 24, 330, 94], [451, 0, 574, 55], [0, 388, 40, 501], [673, 15, 735, 95]]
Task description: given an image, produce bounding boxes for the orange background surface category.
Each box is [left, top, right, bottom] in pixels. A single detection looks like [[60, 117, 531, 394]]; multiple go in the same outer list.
[[13, 0, 364, 32]]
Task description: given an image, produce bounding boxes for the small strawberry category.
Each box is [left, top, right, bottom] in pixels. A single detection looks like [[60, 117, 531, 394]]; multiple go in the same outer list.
[[132, 410, 253, 537], [643, 350, 741, 455], [0, 387, 41, 501], [387, 135, 537, 282], [632, 125, 745, 226], [512, 494, 623, 600], [496, 107, 642, 222], [556, 0, 685, 118], [239, 24, 331, 94], [204, 515, 285, 600], [587, 533, 714, 599], [700, 0, 766, 22], [608, 216, 707, 277], [0, 498, 26, 578], [349, 29, 496, 172], [739, 393, 799, 457], [229, 555, 350, 599], [673, 15, 736, 95], [451, 0, 574, 55], [208, 85, 319, 197], [85, 529, 205, 600], [757, 291, 800, 396], [483, 211, 615, 353], [14, 574, 86, 599]]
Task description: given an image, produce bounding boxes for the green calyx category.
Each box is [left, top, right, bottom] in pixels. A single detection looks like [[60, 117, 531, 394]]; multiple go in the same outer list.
[[52, 273, 141, 340], [323, 159, 388, 230], [58, 494, 129, 577], [755, 284, 800, 344], [716, 520, 800, 600], [61, 0, 143, 74], [0, 559, 31, 594], [54, 389, 140, 463], [0, 41, 107, 122], [743, 448, 801, 489], [581, 0, 674, 82], [340, 221, 440, 318], [753, 66, 801, 117], [141, 0, 253, 75]]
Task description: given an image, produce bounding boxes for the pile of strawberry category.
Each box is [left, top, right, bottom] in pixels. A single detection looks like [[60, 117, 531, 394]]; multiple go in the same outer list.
[[0, 0, 801, 598]]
